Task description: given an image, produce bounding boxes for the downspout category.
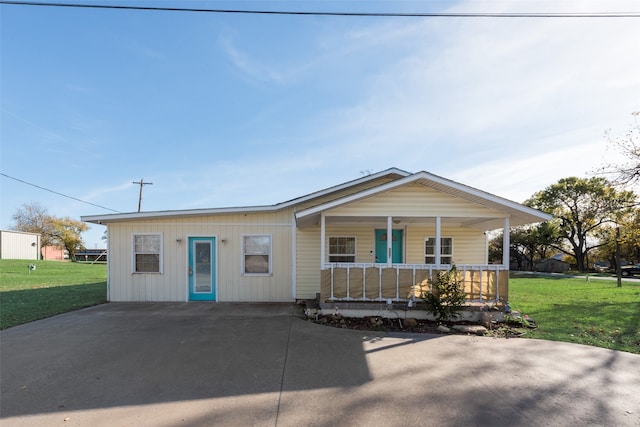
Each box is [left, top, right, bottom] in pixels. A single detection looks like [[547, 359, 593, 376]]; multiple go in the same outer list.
[[291, 210, 297, 300]]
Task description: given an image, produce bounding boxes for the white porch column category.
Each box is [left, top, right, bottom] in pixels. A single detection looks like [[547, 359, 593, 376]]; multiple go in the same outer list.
[[502, 217, 510, 267], [387, 216, 393, 265], [320, 212, 326, 269], [435, 216, 441, 265]]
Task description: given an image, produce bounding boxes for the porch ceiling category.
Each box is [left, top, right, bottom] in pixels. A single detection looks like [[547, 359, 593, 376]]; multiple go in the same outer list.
[[296, 214, 507, 230]]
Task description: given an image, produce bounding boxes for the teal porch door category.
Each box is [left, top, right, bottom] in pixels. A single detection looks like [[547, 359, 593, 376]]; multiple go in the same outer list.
[[375, 229, 403, 263], [188, 237, 216, 301]]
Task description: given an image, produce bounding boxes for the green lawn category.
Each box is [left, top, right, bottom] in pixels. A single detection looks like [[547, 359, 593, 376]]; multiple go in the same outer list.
[[1, 260, 638, 354], [0, 259, 107, 329], [509, 275, 640, 354]]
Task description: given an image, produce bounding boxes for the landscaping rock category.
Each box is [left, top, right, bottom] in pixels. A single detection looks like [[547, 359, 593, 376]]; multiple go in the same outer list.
[[403, 318, 418, 327], [366, 316, 384, 327], [437, 325, 451, 333], [452, 325, 488, 336]]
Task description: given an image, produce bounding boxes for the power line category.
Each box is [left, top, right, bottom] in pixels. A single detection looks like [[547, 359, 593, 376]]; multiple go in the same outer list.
[[0, 172, 122, 213], [1, 1, 639, 18]]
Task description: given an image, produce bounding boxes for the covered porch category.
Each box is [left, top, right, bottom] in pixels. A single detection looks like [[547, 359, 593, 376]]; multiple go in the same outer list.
[[293, 172, 552, 307], [309, 212, 512, 304]]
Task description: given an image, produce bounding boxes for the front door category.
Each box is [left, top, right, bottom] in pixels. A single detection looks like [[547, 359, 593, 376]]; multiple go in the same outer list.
[[188, 237, 216, 301], [375, 229, 403, 263]]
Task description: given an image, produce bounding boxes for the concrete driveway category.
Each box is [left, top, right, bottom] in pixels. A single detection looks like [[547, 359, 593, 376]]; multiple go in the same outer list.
[[1, 303, 638, 427]]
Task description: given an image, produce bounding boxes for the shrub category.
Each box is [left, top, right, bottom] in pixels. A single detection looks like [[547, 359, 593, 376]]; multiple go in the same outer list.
[[421, 266, 466, 322]]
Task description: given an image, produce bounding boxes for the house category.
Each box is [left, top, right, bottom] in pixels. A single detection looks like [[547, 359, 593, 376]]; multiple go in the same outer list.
[[81, 168, 552, 304], [535, 257, 570, 273], [0, 230, 41, 260], [42, 245, 69, 261]]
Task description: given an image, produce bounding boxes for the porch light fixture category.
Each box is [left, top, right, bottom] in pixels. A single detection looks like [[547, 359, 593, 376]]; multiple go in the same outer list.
[[176, 238, 182, 244]]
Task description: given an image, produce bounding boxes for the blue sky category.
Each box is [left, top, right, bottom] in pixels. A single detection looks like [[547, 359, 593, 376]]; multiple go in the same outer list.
[[1, 0, 639, 248]]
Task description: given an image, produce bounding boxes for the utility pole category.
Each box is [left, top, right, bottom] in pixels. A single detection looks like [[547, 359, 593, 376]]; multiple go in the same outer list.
[[133, 178, 153, 212], [615, 226, 622, 288]]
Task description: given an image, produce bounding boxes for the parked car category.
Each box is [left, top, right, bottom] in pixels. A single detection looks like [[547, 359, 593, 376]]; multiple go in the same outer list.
[[620, 264, 640, 277]]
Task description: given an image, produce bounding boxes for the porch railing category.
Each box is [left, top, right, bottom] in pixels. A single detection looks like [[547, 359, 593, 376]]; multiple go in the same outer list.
[[320, 263, 509, 303]]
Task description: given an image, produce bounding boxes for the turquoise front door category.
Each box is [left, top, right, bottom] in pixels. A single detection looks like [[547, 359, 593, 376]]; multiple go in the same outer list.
[[188, 237, 216, 301], [375, 229, 403, 263]]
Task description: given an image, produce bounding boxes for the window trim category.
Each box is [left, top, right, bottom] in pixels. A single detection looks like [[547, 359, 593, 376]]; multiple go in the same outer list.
[[425, 236, 453, 265], [242, 234, 272, 276], [132, 233, 163, 274], [328, 236, 357, 263]]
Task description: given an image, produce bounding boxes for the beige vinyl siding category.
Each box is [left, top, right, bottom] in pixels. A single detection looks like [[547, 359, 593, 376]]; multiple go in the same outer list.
[[327, 183, 506, 218], [405, 225, 486, 265], [293, 177, 398, 212], [106, 210, 294, 302], [325, 225, 377, 264], [296, 227, 321, 299]]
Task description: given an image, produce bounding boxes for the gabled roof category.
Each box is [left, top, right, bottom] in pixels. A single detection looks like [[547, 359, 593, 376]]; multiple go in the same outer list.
[[81, 168, 410, 224], [294, 170, 552, 230], [82, 167, 551, 230]]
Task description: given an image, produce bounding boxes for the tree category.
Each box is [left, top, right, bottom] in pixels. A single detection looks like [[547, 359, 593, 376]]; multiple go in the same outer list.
[[51, 217, 88, 260], [488, 222, 558, 270], [594, 208, 640, 269], [601, 111, 640, 186], [526, 177, 636, 272], [12, 202, 57, 247], [12, 202, 89, 260]]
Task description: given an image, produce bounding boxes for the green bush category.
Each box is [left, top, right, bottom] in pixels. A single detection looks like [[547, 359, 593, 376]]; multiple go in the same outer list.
[[421, 266, 466, 322]]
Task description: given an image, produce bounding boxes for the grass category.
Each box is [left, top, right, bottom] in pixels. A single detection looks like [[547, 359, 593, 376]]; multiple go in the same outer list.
[[1, 260, 638, 354], [509, 276, 640, 354], [0, 259, 107, 329]]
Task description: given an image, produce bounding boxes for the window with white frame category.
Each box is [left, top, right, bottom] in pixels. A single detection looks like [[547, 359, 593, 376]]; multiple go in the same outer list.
[[425, 237, 453, 264], [328, 237, 356, 262], [243, 235, 271, 274], [132, 233, 162, 273]]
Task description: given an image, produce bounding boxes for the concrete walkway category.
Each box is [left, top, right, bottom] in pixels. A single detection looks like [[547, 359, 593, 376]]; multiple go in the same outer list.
[[1, 303, 638, 426]]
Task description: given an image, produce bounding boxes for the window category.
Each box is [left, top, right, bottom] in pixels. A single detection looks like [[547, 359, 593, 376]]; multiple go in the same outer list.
[[133, 234, 162, 273], [243, 235, 271, 274], [425, 237, 453, 264], [328, 237, 356, 263]]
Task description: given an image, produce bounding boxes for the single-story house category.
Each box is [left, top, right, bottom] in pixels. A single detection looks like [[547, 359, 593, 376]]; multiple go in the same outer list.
[[535, 257, 570, 273], [81, 168, 552, 304]]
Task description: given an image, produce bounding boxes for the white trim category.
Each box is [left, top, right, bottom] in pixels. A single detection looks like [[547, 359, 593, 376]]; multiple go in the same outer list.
[[503, 217, 510, 267], [387, 217, 393, 266], [186, 235, 218, 301], [106, 226, 111, 301], [320, 213, 326, 269], [327, 236, 357, 263], [241, 234, 273, 276], [294, 171, 553, 228], [131, 233, 163, 274], [291, 214, 297, 300], [435, 217, 441, 265], [425, 236, 453, 265]]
